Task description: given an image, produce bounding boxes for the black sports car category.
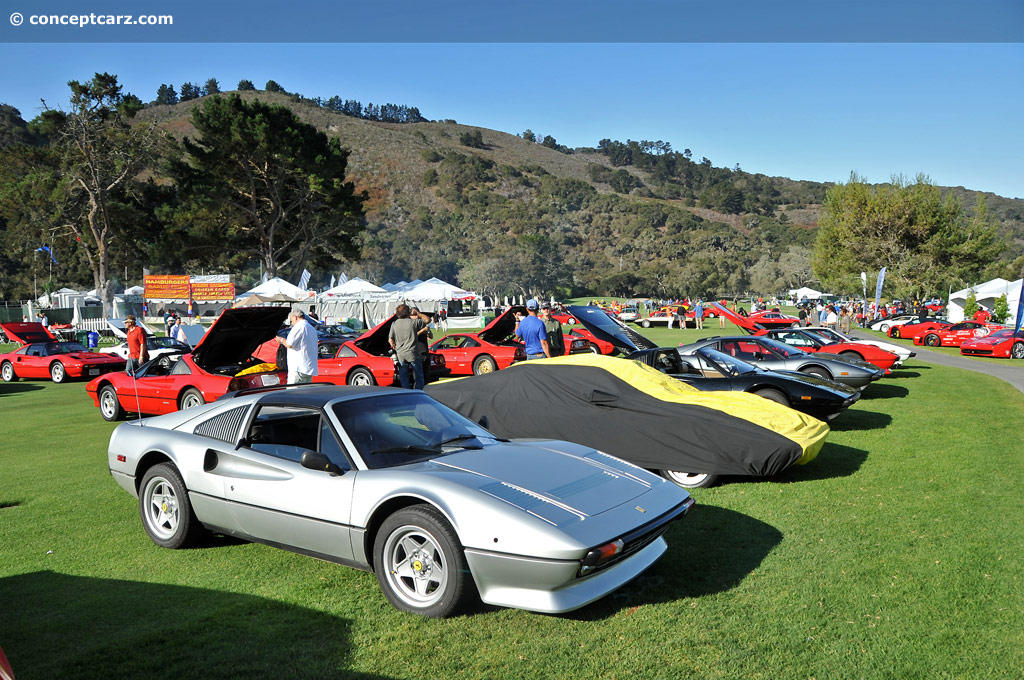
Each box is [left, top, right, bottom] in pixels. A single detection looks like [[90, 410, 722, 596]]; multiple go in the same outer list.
[[630, 346, 860, 421]]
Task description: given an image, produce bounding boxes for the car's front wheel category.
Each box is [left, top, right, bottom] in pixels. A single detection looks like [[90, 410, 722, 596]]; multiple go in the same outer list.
[[347, 367, 376, 386], [660, 470, 719, 488], [179, 388, 205, 410], [99, 385, 125, 421], [1, 361, 16, 382], [879, 323, 891, 333], [924, 334, 941, 347], [839, 350, 864, 361], [139, 463, 201, 549], [753, 388, 789, 406], [373, 505, 475, 617], [50, 362, 67, 383], [472, 355, 497, 375], [800, 366, 831, 380]]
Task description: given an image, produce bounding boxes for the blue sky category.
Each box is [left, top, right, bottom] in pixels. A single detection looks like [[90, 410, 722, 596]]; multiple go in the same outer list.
[[1, 42, 1021, 198]]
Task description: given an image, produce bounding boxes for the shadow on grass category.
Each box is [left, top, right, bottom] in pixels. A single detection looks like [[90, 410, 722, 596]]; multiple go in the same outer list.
[[773, 443, 868, 483], [861, 383, 910, 399], [564, 505, 781, 621], [829, 409, 893, 430], [0, 571, 392, 680], [888, 370, 922, 378], [0, 383, 46, 397]]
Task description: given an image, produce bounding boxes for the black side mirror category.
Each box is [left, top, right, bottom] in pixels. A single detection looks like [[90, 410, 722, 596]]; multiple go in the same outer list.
[[235, 436, 249, 450], [301, 450, 343, 475], [477, 415, 489, 428]]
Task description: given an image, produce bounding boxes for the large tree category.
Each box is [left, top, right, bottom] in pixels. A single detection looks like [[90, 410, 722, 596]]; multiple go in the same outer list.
[[169, 94, 366, 279], [812, 173, 1003, 299], [0, 74, 158, 314]]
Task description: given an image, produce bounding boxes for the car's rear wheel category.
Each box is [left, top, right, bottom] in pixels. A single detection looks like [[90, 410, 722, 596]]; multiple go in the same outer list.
[[472, 355, 497, 375], [924, 334, 941, 347], [373, 505, 474, 618], [640, 319, 651, 328], [47, 362, 67, 383], [588, 343, 601, 354], [566, 317, 576, 325], [347, 367, 376, 386], [99, 385, 125, 421], [800, 366, 831, 380], [660, 470, 719, 489], [1012, 342, 1024, 359], [890, 327, 901, 338], [753, 388, 789, 406], [791, 322, 801, 328], [1, 361, 16, 382], [879, 323, 891, 333], [179, 388, 204, 410], [139, 463, 201, 549]]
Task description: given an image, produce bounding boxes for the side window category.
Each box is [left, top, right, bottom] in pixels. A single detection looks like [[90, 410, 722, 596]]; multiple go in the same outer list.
[[319, 420, 352, 471], [337, 345, 357, 358], [463, 338, 480, 348], [247, 406, 322, 462], [170, 359, 192, 375]]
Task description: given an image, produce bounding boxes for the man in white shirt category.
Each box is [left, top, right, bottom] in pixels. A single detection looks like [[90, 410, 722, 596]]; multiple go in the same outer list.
[[275, 309, 319, 384]]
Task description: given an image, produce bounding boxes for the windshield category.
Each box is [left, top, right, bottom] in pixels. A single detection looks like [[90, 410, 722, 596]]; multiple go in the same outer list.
[[46, 342, 88, 354], [756, 336, 810, 358], [332, 392, 496, 469], [697, 348, 758, 376]]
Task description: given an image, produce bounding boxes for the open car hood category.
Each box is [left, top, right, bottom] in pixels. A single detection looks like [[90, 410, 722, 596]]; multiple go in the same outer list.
[[1, 322, 56, 345], [566, 305, 658, 353], [191, 307, 291, 369], [710, 302, 764, 332], [477, 305, 527, 344], [353, 314, 396, 356], [107, 319, 159, 339]]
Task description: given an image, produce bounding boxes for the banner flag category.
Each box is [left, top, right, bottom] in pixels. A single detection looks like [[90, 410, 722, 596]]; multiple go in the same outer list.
[[298, 269, 311, 291], [339, 272, 349, 284], [35, 245, 57, 263], [330, 275, 336, 289], [873, 267, 887, 314], [1015, 280, 1024, 333]]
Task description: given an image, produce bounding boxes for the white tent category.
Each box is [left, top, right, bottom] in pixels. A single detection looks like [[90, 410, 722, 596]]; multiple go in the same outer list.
[[242, 276, 315, 302], [948, 278, 1022, 323], [320, 277, 386, 298], [788, 286, 825, 301], [401, 277, 476, 301]]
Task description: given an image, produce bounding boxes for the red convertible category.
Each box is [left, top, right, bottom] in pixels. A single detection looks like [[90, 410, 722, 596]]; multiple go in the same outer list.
[[960, 328, 1024, 359], [85, 307, 288, 421], [912, 321, 1003, 347], [1, 322, 125, 383]]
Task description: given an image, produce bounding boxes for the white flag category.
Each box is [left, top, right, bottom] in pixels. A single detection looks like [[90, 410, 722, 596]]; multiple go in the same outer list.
[[261, 271, 269, 284], [338, 272, 349, 284], [330, 275, 336, 289], [298, 269, 311, 291]]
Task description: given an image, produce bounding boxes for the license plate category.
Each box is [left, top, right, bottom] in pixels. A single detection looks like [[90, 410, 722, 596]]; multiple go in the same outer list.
[[261, 374, 280, 386], [88, 369, 99, 376]]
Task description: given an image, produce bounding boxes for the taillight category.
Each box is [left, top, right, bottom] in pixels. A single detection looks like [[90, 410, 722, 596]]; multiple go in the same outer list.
[[227, 378, 246, 392]]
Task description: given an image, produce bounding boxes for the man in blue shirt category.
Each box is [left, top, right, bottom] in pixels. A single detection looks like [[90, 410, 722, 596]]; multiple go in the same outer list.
[[515, 299, 551, 360]]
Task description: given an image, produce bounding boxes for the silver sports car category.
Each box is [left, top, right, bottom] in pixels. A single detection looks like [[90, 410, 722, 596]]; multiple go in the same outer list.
[[107, 385, 694, 617]]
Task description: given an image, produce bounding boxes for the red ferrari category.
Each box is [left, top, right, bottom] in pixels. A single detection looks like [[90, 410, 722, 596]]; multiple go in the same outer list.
[[755, 327, 899, 372], [85, 307, 289, 421], [960, 328, 1024, 359], [549, 304, 578, 325], [567, 327, 614, 355], [912, 321, 1004, 347], [887, 318, 949, 339], [315, 314, 449, 385], [709, 303, 800, 331], [430, 306, 527, 375], [1, 322, 125, 383]]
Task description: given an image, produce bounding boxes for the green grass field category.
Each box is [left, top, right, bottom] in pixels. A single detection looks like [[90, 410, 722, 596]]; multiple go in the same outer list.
[[1, 325, 1023, 679]]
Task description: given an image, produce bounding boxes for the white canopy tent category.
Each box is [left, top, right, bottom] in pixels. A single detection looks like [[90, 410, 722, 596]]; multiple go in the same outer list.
[[788, 286, 825, 301], [948, 278, 1022, 323], [319, 277, 386, 298], [243, 276, 315, 302], [317, 277, 480, 328]]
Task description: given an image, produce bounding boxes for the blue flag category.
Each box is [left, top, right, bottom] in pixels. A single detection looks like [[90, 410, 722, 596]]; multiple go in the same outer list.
[[35, 245, 57, 264], [1014, 280, 1024, 333]]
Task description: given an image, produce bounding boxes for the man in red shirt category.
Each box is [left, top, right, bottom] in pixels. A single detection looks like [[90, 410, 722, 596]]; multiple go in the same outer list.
[[125, 314, 149, 375]]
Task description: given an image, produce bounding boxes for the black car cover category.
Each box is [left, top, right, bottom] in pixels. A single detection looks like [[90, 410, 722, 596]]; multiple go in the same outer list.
[[426, 356, 826, 477]]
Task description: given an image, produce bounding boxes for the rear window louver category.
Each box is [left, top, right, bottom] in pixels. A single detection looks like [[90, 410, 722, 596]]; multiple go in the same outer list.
[[193, 405, 249, 444]]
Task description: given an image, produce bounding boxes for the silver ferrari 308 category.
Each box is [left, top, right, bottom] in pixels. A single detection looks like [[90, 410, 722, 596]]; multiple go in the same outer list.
[[107, 385, 694, 617]]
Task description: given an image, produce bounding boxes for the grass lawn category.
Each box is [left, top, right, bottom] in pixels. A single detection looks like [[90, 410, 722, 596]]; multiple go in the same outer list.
[[1, 326, 1022, 679]]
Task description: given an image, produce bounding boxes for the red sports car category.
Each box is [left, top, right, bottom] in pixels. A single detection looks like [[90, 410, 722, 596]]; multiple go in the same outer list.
[[85, 307, 289, 421], [549, 304, 578, 325], [567, 327, 614, 355], [912, 321, 1004, 347], [430, 306, 527, 375], [1, 322, 125, 383], [887, 318, 949, 339], [709, 302, 800, 331], [315, 314, 448, 385], [755, 327, 899, 372], [960, 328, 1024, 359]]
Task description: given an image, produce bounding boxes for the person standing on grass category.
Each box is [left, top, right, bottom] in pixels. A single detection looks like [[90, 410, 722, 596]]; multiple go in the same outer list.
[[694, 300, 704, 330], [539, 303, 565, 356], [515, 300, 551, 360], [276, 309, 318, 384], [389, 304, 427, 389], [124, 314, 149, 375]]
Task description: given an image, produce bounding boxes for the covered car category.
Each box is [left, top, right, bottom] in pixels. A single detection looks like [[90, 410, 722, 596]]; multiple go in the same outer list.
[[85, 307, 289, 420], [428, 353, 830, 489], [106, 385, 694, 617], [1, 322, 125, 383]]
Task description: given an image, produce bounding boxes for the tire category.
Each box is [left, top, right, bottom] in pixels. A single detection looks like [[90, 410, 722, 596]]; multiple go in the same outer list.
[[1012, 342, 1024, 360], [1, 361, 16, 382], [890, 327, 901, 339], [879, 323, 891, 333], [791, 322, 801, 328], [347, 367, 376, 386], [924, 334, 941, 347], [179, 388, 205, 410], [800, 366, 831, 380], [588, 344, 601, 354], [839, 350, 863, 361], [99, 385, 125, 421], [472, 355, 497, 375], [566, 317, 576, 325], [640, 319, 651, 328], [660, 470, 719, 489], [138, 463, 201, 549], [373, 505, 475, 617], [753, 388, 789, 406], [50, 362, 67, 384]]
